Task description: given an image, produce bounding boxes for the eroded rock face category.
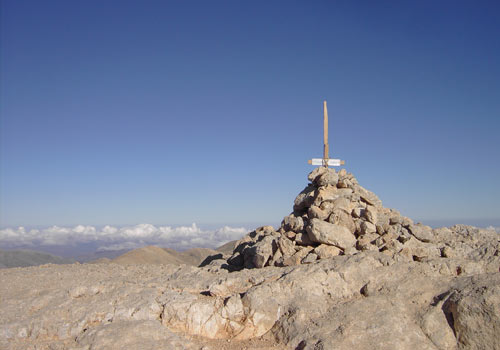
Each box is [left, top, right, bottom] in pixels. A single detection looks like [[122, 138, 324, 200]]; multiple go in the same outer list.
[[1, 251, 499, 350]]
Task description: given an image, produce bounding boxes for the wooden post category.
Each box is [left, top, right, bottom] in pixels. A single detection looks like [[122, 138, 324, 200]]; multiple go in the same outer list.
[[323, 100, 329, 166], [308, 100, 344, 167]]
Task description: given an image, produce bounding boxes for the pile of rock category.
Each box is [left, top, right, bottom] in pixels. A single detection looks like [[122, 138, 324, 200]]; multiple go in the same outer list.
[[227, 167, 491, 269]]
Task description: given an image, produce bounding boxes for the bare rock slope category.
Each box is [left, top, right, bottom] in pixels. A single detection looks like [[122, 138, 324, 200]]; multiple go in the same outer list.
[[1, 168, 499, 350]]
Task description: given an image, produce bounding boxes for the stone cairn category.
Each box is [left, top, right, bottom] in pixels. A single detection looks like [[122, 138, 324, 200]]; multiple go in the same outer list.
[[227, 167, 446, 269]]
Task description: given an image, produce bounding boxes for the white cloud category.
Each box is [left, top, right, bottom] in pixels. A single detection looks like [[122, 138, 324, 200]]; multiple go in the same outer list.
[[0, 223, 250, 251]]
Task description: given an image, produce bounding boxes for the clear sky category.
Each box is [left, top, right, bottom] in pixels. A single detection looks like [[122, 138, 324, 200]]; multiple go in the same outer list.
[[1, 0, 500, 229]]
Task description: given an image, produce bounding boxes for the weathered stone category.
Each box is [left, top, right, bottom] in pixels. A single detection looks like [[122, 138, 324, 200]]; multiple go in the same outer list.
[[308, 167, 338, 187], [245, 236, 275, 268], [389, 214, 403, 225], [363, 205, 378, 224], [331, 197, 351, 213], [306, 218, 356, 249], [336, 179, 348, 188], [447, 274, 500, 350], [336, 188, 353, 198], [285, 231, 296, 240], [255, 225, 276, 235], [268, 249, 282, 267], [301, 253, 318, 264], [313, 244, 342, 259], [308, 205, 329, 220], [294, 232, 315, 246], [351, 207, 364, 218], [328, 209, 356, 234], [408, 224, 434, 243], [357, 233, 380, 251], [402, 216, 414, 227], [281, 214, 304, 233], [293, 185, 316, 213], [316, 171, 339, 187], [355, 186, 382, 207], [421, 299, 458, 350], [313, 185, 340, 206], [227, 252, 243, 266], [360, 221, 377, 235], [282, 247, 313, 266], [307, 166, 328, 183], [277, 236, 296, 257], [400, 237, 441, 261]]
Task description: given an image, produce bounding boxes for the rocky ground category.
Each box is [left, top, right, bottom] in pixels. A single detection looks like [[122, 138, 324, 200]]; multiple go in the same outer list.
[[1, 168, 499, 350]]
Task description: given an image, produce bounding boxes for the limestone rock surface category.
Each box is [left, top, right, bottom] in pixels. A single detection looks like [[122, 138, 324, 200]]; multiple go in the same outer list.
[[1, 168, 499, 350]]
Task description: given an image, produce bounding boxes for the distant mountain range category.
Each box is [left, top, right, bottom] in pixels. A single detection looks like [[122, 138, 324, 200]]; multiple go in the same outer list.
[[0, 241, 237, 269], [0, 250, 75, 268]]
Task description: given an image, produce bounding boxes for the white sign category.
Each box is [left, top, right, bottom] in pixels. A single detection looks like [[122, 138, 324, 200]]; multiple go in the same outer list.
[[309, 158, 343, 166]]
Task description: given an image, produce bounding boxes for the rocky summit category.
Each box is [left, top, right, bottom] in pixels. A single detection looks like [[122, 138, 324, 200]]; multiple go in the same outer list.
[[225, 167, 498, 269], [1, 168, 499, 350]]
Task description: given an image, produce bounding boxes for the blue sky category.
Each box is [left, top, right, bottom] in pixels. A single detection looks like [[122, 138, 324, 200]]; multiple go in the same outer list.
[[1, 0, 499, 229]]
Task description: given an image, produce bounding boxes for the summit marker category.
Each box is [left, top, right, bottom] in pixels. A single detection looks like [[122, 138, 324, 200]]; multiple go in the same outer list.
[[308, 100, 345, 167]]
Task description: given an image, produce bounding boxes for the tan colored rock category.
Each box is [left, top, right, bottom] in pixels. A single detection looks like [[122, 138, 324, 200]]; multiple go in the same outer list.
[[301, 253, 318, 264], [284, 231, 296, 240], [283, 247, 313, 266], [306, 218, 356, 249], [294, 232, 314, 246], [293, 185, 316, 213], [328, 209, 356, 234], [331, 197, 351, 213], [351, 207, 364, 218], [360, 221, 377, 235], [277, 236, 296, 257], [316, 171, 339, 187], [355, 186, 382, 207], [314, 244, 342, 259], [447, 274, 500, 350], [246, 236, 275, 268], [307, 205, 329, 220], [400, 237, 441, 261], [408, 223, 434, 243], [421, 299, 457, 350], [307, 166, 328, 183], [313, 185, 340, 206], [281, 214, 304, 232], [363, 205, 378, 224], [308, 167, 338, 187]]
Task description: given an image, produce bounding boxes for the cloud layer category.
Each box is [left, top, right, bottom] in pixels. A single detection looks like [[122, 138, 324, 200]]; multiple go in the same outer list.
[[0, 224, 249, 251]]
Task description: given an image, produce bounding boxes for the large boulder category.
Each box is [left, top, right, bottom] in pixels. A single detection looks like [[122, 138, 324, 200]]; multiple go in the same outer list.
[[306, 218, 356, 249], [447, 274, 500, 350]]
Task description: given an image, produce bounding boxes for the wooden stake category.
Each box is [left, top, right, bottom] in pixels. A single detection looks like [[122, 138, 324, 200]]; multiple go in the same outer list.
[[323, 100, 329, 166], [308, 100, 345, 168]]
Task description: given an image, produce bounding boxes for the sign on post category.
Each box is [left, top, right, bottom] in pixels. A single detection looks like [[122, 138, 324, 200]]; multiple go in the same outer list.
[[308, 100, 345, 168]]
